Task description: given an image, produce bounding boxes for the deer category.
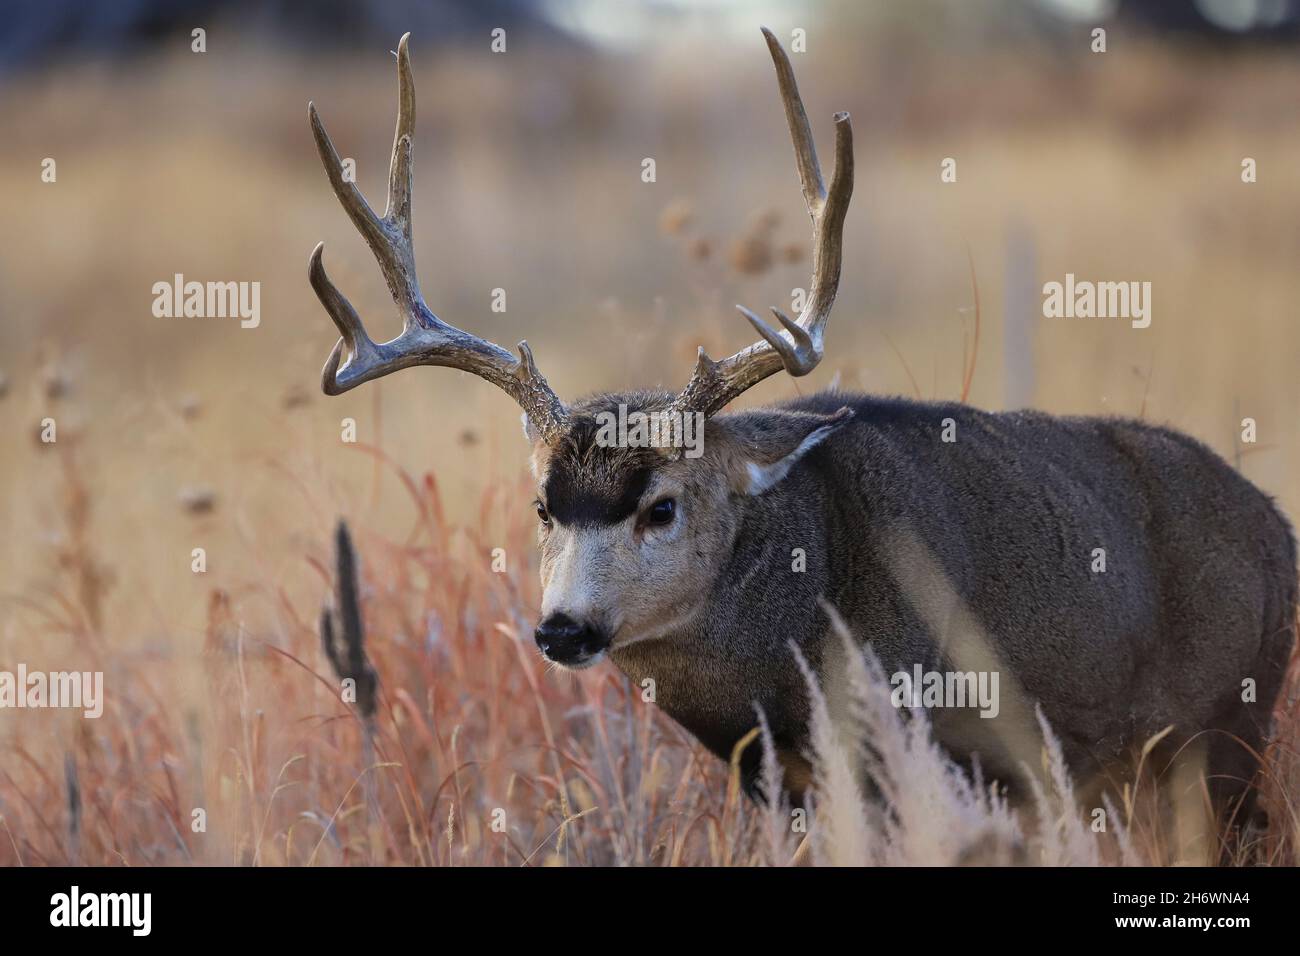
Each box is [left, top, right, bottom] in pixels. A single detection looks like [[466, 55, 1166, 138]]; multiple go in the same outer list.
[[306, 30, 1296, 835]]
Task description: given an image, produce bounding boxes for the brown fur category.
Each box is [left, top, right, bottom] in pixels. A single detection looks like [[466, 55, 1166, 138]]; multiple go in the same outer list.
[[527, 389, 1296, 826]]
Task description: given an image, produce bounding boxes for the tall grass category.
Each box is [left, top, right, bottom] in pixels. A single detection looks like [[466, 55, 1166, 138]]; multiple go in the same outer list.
[[1, 435, 1295, 866]]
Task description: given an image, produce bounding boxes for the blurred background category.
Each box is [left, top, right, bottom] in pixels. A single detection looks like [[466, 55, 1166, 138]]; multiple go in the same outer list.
[[2, 0, 1300, 864]]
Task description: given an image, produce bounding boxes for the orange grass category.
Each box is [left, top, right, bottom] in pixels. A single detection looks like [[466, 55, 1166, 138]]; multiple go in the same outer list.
[[0, 438, 769, 866], [0, 434, 1296, 867]]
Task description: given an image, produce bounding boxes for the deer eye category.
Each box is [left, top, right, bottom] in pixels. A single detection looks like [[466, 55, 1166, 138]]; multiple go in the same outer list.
[[647, 498, 676, 526], [535, 500, 550, 525]]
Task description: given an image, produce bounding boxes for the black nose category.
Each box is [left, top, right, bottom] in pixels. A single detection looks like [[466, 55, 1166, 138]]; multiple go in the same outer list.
[[535, 612, 611, 665]]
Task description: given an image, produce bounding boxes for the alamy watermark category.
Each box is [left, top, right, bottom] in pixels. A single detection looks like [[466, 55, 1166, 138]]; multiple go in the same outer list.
[[1042, 273, 1151, 329], [890, 665, 999, 719], [152, 273, 260, 328], [0, 664, 103, 718], [50, 886, 150, 936], [595, 403, 705, 458]]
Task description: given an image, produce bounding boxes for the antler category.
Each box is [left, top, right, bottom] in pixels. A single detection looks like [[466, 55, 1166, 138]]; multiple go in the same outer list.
[[670, 27, 854, 419], [307, 33, 569, 444]]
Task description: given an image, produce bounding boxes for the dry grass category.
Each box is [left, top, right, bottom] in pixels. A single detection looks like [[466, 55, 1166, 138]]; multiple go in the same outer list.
[[0, 431, 1296, 866]]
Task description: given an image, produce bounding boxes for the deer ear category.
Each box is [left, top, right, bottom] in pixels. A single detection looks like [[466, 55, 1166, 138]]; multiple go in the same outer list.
[[716, 406, 854, 496]]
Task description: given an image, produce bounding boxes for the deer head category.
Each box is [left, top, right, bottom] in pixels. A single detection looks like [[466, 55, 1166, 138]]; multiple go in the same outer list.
[[308, 29, 854, 669]]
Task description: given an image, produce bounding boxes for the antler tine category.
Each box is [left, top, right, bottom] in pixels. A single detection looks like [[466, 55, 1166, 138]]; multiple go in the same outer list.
[[763, 26, 826, 215], [309, 242, 379, 395], [307, 106, 390, 290], [670, 27, 854, 420], [386, 33, 416, 230], [306, 34, 570, 444], [308, 32, 422, 322]]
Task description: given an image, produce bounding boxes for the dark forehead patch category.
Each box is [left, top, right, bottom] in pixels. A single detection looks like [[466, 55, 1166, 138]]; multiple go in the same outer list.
[[538, 395, 681, 530], [542, 407, 667, 526], [545, 457, 653, 526]]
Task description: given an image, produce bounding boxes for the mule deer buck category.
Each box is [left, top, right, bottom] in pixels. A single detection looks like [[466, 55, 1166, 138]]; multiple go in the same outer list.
[[307, 31, 1296, 832]]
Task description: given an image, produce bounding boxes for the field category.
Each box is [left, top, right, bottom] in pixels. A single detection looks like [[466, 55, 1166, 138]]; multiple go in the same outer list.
[[1, 5, 1299, 865]]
